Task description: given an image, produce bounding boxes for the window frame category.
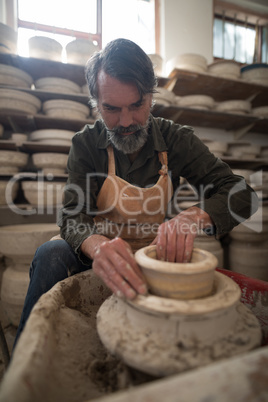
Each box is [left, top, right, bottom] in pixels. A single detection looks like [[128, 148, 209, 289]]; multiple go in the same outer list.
[[213, 0, 268, 64], [17, 0, 103, 48]]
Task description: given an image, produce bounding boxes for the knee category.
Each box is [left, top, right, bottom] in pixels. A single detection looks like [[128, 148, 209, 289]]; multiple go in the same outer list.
[[32, 239, 75, 270]]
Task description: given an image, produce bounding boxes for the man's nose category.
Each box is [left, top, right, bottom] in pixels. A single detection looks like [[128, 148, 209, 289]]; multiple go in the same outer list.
[[119, 108, 134, 127]]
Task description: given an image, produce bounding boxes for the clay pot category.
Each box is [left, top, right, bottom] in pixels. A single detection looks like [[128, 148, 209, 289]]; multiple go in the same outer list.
[[97, 271, 261, 377], [135, 245, 218, 300]]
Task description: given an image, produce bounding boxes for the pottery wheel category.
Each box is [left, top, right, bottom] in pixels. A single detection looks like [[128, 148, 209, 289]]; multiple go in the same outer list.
[[96, 272, 262, 377]]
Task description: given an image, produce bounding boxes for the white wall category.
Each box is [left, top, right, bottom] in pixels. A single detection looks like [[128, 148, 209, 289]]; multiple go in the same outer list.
[[160, 0, 214, 71]]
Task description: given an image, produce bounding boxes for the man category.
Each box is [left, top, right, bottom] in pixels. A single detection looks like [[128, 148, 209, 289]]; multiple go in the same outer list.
[[14, 38, 258, 343]]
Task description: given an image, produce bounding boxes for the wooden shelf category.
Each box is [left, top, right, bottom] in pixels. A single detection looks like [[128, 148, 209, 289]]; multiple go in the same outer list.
[[0, 53, 87, 86], [0, 85, 91, 105], [168, 68, 268, 108], [152, 104, 268, 134], [0, 111, 94, 133]]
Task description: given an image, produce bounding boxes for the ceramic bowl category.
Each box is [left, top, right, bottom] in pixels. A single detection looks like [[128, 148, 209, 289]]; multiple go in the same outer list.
[[135, 245, 218, 300]]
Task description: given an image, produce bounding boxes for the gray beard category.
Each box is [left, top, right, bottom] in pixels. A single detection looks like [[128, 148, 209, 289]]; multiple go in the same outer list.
[[104, 120, 150, 154]]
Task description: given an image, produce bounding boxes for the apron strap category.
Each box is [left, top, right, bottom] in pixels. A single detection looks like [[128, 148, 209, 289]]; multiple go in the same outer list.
[[107, 145, 116, 175], [158, 151, 168, 175]]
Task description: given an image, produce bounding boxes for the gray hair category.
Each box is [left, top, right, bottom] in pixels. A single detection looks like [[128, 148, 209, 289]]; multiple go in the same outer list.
[[85, 38, 157, 104]]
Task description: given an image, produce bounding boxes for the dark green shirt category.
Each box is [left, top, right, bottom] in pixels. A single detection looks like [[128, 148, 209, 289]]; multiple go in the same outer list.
[[58, 115, 258, 263]]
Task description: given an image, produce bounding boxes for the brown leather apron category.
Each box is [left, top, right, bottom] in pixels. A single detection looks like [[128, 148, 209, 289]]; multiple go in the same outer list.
[[93, 145, 173, 252]]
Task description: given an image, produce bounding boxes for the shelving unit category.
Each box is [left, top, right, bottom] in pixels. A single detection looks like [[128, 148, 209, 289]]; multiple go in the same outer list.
[[152, 68, 268, 138]]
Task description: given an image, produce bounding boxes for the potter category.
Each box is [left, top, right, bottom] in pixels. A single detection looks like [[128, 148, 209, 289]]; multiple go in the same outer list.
[[14, 38, 258, 347]]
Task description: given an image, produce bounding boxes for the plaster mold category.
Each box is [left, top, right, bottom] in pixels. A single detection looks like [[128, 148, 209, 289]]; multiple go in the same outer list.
[[0, 64, 33, 88], [0, 88, 41, 115], [0, 150, 28, 174], [32, 152, 68, 175], [43, 99, 90, 120], [0, 179, 19, 205], [0, 223, 59, 326], [208, 60, 241, 79], [35, 77, 81, 94], [0, 23, 17, 54], [28, 36, 63, 62], [65, 39, 99, 65], [22, 181, 65, 207], [229, 203, 268, 281]]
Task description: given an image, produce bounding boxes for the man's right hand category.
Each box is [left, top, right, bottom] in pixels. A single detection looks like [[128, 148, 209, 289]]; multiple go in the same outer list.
[[82, 236, 147, 299]]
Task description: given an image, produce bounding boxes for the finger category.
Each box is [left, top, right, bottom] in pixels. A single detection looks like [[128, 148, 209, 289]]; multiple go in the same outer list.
[[93, 260, 137, 299], [109, 238, 144, 281], [166, 222, 177, 262], [182, 231, 197, 263], [175, 233, 186, 262], [156, 223, 167, 261]]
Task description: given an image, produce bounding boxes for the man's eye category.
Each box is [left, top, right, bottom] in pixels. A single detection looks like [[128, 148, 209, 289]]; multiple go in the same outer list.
[[104, 106, 117, 112]]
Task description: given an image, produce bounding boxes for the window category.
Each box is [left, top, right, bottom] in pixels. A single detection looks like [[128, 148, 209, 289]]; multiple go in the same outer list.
[[213, 1, 268, 64], [102, 0, 156, 54], [213, 17, 257, 64], [17, 0, 156, 60], [17, 0, 101, 59]]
